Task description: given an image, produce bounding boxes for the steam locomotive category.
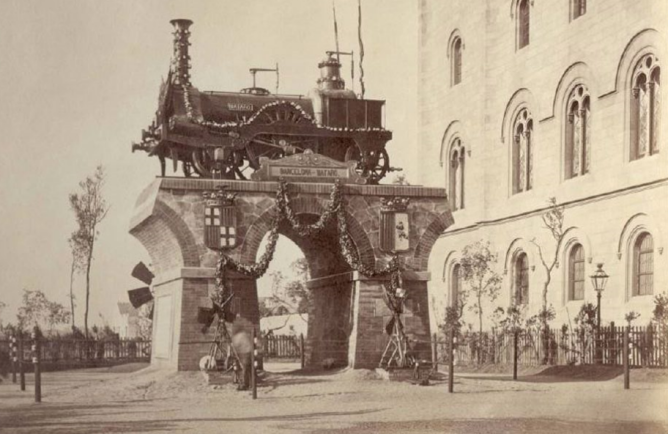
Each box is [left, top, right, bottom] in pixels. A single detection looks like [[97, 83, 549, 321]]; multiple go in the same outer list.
[[132, 19, 397, 184]]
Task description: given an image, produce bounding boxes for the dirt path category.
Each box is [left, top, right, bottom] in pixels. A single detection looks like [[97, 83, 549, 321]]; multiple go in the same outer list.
[[0, 364, 666, 433]]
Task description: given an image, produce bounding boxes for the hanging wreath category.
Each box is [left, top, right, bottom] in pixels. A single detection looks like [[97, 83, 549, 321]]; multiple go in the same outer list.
[[276, 180, 342, 237]]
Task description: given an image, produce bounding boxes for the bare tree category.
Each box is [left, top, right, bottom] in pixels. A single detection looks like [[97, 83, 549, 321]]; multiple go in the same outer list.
[[529, 197, 564, 361], [460, 241, 502, 339], [69, 166, 109, 338]]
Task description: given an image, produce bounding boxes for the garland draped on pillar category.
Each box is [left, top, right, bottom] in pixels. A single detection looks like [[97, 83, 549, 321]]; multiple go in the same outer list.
[[213, 180, 404, 313]]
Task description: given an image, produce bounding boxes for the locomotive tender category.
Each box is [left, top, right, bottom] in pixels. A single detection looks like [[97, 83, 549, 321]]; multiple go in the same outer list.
[[133, 19, 396, 184]]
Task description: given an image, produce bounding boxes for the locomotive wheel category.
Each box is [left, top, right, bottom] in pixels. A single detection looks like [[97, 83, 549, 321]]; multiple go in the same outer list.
[[191, 148, 247, 179], [344, 145, 390, 184]]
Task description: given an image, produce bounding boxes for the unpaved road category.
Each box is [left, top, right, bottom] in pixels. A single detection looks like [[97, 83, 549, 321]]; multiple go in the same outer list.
[[0, 363, 666, 433]]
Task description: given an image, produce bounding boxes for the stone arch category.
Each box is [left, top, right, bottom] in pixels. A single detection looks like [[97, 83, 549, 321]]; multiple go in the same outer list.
[[446, 29, 464, 59], [618, 213, 663, 301], [239, 197, 375, 270], [439, 120, 466, 167], [613, 28, 664, 95], [558, 227, 592, 305], [442, 250, 461, 307], [501, 88, 538, 143], [558, 226, 593, 265], [617, 213, 664, 260], [130, 199, 200, 278], [547, 62, 598, 120], [413, 212, 455, 271], [612, 29, 665, 162], [503, 238, 537, 305]]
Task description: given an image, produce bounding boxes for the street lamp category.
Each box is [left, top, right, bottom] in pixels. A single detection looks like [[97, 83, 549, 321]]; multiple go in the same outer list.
[[590, 263, 609, 364]]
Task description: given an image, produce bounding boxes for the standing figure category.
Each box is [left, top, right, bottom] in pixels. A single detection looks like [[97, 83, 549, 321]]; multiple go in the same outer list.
[[231, 327, 253, 391]]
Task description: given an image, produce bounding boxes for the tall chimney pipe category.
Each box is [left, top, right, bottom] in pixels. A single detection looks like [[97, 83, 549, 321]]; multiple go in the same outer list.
[[170, 19, 193, 87]]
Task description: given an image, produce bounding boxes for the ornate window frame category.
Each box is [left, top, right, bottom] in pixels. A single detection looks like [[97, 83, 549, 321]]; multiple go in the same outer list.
[[630, 53, 661, 161], [447, 137, 465, 211], [565, 84, 591, 179]]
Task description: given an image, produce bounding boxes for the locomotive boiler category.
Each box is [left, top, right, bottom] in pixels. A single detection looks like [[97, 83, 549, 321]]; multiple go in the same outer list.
[[133, 19, 396, 184]]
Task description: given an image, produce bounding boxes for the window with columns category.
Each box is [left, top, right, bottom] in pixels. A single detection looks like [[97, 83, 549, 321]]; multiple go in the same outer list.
[[568, 244, 585, 301], [633, 232, 654, 296], [514, 252, 529, 305], [448, 138, 465, 211], [631, 54, 661, 160], [517, 0, 530, 50], [512, 108, 533, 194], [565, 84, 591, 179]]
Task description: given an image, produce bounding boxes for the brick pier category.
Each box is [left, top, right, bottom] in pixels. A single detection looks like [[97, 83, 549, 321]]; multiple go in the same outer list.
[[130, 177, 452, 370]]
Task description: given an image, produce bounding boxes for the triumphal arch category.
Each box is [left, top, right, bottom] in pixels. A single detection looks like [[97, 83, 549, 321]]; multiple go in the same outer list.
[[128, 19, 453, 370]]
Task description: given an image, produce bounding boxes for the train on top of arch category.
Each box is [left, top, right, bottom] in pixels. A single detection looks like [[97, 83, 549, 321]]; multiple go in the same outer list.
[[132, 19, 400, 185]]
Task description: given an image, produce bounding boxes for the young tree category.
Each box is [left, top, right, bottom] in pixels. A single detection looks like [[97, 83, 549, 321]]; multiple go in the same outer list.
[[67, 233, 86, 328], [460, 241, 503, 339], [69, 165, 109, 338], [530, 197, 565, 363], [16, 289, 71, 332]]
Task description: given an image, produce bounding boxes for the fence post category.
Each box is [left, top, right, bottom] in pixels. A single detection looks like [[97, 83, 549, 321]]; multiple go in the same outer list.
[[623, 326, 630, 390], [19, 331, 26, 391], [251, 329, 257, 400], [10, 335, 17, 384], [299, 334, 305, 369], [32, 326, 41, 403], [448, 328, 455, 393], [513, 329, 519, 381], [431, 333, 438, 372]]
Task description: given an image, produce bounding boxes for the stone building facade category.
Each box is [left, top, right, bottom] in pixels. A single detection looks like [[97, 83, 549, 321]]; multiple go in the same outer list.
[[419, 0, 667, 331]]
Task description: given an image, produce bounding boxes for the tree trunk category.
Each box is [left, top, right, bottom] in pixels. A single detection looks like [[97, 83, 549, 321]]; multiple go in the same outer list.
[[478, 293, 483, 365], [69, 257, 76, 329], [84, 242, 94, 340], [541, 281, 549, 364]]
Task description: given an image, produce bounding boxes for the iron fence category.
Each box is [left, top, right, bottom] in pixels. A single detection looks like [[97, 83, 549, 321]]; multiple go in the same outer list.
[[0, 338, 151, 372], [430, 324, 668, 368]]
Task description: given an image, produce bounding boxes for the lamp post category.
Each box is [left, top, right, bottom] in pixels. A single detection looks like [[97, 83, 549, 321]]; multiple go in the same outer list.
[[590, 263, 609, 364]]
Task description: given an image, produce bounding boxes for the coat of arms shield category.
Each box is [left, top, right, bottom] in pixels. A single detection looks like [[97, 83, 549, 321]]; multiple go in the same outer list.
[[203, 187, 237, 250]]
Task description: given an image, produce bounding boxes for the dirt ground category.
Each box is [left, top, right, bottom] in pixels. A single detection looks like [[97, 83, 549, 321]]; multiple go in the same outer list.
[[0, 363, 667, 434]]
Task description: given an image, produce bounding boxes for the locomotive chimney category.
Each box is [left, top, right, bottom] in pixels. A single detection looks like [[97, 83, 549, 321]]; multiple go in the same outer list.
[[317, 53, 345, 91], [170, 19, 193, 87]]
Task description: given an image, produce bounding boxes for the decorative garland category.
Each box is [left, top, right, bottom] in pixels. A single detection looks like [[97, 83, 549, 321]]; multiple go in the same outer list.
[[212, 179, 404, 317], [179, 84, 390, 134], [276, 180, 342, 237]]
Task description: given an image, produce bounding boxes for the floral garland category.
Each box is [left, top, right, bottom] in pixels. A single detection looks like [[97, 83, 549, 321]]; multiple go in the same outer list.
[[213, 212, 281, 305], [276, 180, 342, 237], [179, 84, 390, 134], [212, 179, 404, 318]]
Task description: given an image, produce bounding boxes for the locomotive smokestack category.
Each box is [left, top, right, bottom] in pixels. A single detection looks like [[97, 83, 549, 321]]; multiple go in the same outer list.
[[317, 53, 345, 91], [170, 19, 193, 87]]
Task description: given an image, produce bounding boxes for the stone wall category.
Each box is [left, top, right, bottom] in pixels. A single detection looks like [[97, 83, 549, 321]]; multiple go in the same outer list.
[[419, 0, 668, 332]]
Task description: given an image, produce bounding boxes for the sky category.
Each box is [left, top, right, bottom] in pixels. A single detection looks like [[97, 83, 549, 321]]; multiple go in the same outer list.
[[0, 0, 418, 327]]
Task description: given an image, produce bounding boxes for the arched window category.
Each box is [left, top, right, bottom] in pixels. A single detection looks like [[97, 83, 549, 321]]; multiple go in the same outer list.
[[633, 232, 654, 296], [512, 108, 533, 194], [514, 252, 529, 305], [517, 0, 530, 50], [452, 37, 463, 86], [565, 85, 591, 179], [572, 0, 586, 20], [451, 263, 462, 307], [631, 54, 661, 160], [568, 244, 585, 301], [448, 138, 465, 211]]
